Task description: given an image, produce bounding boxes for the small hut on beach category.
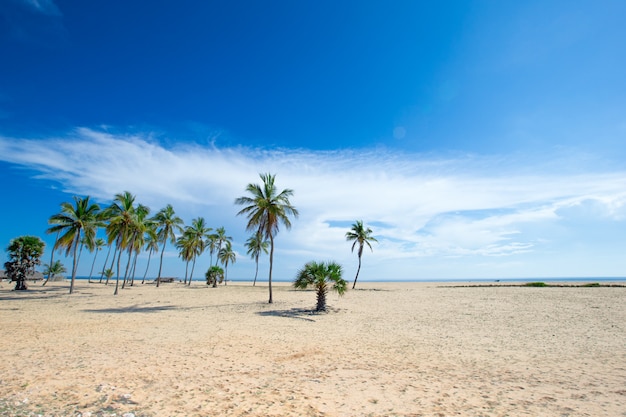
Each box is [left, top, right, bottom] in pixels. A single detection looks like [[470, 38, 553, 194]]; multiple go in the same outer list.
[[0, 270, 44, 282]]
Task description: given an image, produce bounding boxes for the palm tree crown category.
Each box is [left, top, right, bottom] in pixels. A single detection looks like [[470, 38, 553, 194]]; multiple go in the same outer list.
[[235, 173, 298, 303], [47, 196, 101, 294], [345, 220, 378, 289]]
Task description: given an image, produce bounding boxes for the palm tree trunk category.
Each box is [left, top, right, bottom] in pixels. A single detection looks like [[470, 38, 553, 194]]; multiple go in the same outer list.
[[253, 256, 259, 286], [100, 244, 112, 283], [107, 244, 119, 285], [142, 249, 153, 284], [114, 239, 123, 295], [122, 247, 133, 289], [268, 234, 274, 303], [189, 258, 196, 286], [183, 261, 189, 284], [352, 255, 362, 290], [69, 233, 81, 294], [157, 242, 166, 288], [214, 245, 221, 267], [43, 231, 60, 286], [130, 251, 138, 286], [88, 249, 99, 283], [316, 285, 327, 312]]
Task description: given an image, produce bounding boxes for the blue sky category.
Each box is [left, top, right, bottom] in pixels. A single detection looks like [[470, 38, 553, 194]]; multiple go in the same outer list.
[[1, 0, 625, 281]]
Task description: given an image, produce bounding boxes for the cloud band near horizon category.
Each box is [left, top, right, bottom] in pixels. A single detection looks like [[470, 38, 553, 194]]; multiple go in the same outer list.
[[1, 127, 625, 279]]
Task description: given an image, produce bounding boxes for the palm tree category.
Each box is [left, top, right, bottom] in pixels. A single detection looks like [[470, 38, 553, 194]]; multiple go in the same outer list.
[[212, 227, 232, 266], [205, 265, 224, 287], [206, 233, 218, 266], [153, 204, 184, 287], [87, 238, 106, 283], [104, 191, 136, 295], [218, 241, 236, 284], [293, 261, 347, 312], [4, 235, 46, 290], [245, 231, 269, 286], [345, 220, 378, 289], [102, 268, 114, 284], [176, 232, 194, 284], [235, 173, 298, 303], [185, 217, 211, 285], [47, 196, 101, 294], [43, 260, 67, 282], [123, 204, 151, 288]]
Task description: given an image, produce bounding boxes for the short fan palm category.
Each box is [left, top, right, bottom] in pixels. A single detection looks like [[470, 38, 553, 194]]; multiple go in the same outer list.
[[293, 261, 347, 312], [206, 265, 224, 287]]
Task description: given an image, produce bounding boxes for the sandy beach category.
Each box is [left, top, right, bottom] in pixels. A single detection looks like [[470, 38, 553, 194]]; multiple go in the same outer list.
[[0, 279, 624, 416]]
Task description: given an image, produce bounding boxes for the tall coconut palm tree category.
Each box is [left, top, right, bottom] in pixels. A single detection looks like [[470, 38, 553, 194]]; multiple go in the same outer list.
[[153, 204, 184, 287], [176, 232, 194, 284], [293, 261, 346, 312], [185, 217, 211, 285], [212, 227, 232, 266], [87, 238, 106, 283], [345, 220, 378, 289], [235, 173, 298, 303], [122, 204, 150, 288], [245, 230, 269, 286], [218, 240, 236, 284], [104, 191, 136, 295], [47, 196, 101, 294], [206, 233, 218, 266]]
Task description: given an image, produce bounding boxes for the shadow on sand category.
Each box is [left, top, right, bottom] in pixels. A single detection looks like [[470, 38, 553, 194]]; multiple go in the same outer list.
[[256, 307, 328, 322], [0, 285, 69, 302], [83, 304, 180, 314]]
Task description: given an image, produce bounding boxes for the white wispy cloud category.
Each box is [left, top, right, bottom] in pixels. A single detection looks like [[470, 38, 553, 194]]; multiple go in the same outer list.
[[1, 128, 625, 279]]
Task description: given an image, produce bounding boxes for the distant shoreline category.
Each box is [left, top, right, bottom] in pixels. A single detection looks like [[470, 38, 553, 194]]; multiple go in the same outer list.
[[46, 276, 626, 284]]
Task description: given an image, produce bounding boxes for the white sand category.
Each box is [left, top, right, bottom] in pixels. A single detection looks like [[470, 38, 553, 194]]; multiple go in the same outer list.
[[1, 280, 625, 416]]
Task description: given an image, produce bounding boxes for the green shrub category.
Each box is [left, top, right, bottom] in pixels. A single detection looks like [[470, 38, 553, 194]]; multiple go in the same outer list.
[[525, 282, 547, 287]]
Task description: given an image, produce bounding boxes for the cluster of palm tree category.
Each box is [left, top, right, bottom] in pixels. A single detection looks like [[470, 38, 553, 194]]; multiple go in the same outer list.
[[38, 173, 377, 305], [176, 223, 237, 286], [45, 191, 240, 295]]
